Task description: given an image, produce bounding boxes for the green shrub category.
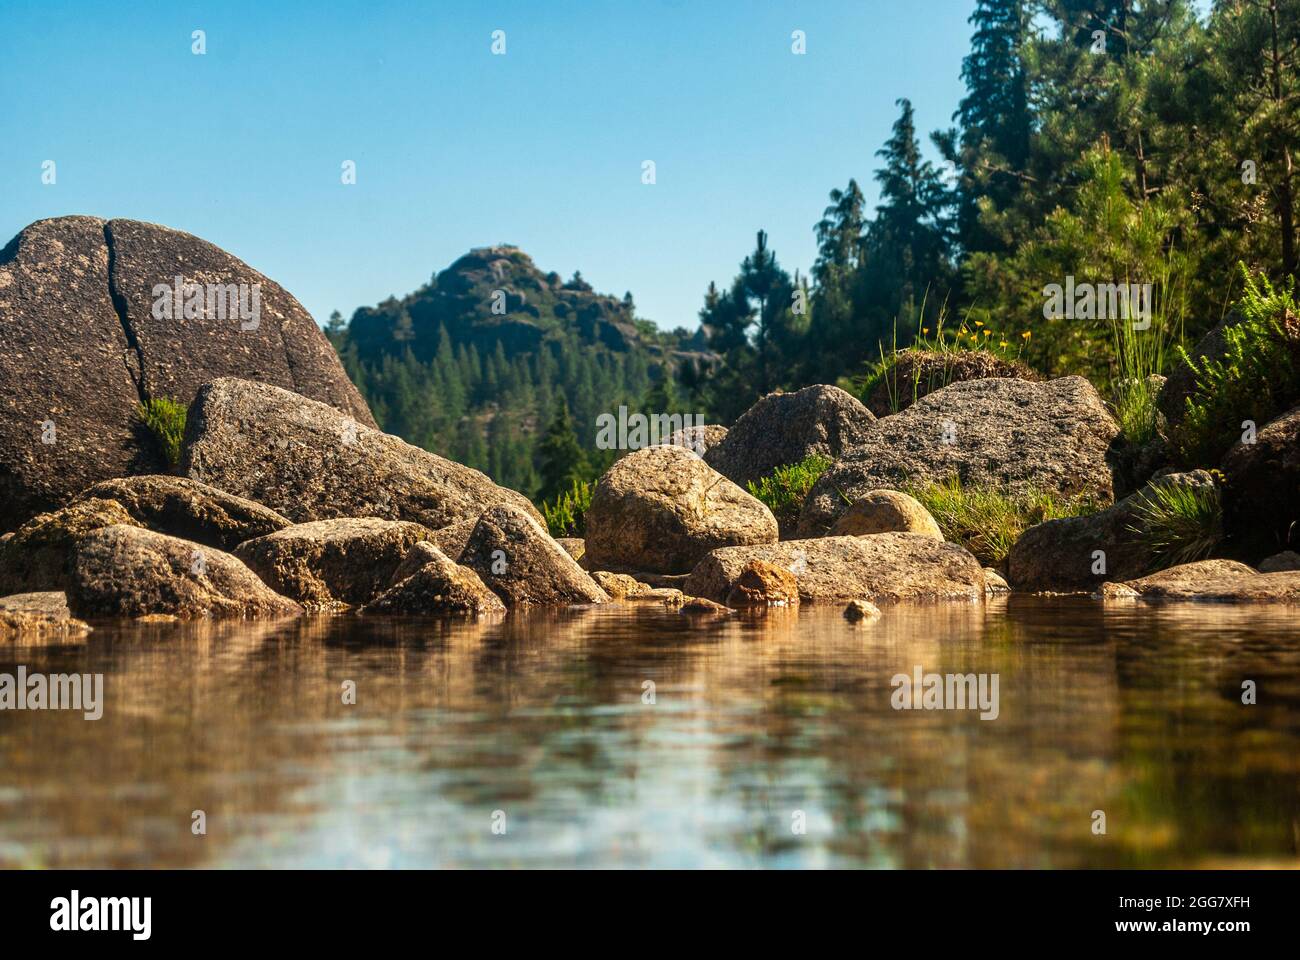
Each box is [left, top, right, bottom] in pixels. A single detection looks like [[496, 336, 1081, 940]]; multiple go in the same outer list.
[[747, 454, 834, 528], [1125, 481, 1223, 569], [1171, 267, 1299, 466], [135, 397, 187, 467], [906, 477, 1100, 567], [541, 478, 593, 538]]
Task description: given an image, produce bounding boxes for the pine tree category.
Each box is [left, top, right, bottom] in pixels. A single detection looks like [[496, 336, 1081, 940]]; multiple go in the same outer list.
[[536, 397, 588, 504]]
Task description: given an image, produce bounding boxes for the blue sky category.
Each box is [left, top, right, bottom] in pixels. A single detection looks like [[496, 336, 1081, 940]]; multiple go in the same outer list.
[[1, 0, 977, 330]]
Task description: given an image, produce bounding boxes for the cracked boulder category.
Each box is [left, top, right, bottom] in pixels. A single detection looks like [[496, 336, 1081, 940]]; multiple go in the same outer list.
[[0, 216, 374, 533]]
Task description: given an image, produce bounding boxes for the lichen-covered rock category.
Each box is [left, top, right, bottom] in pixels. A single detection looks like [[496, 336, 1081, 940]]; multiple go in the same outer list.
[[0, 499, 142, 594], [591, 571, 651, 600], [863, 350, 1042, 417], [459, 505, 609, 606], [1007, 470, 1218, 593], [426, 517, 480, 563], [829, 490, 944, 540], [1220, 406, 1300, 562], [684, 533, 985, 604], [704, 385, 874, 488], [724, 559, 800, 607], [0, 592, 91, 640], [556, 537, 586, 566], [585, 445, 778, 574], [182, 377, 541, 529], [364, 542, 505, 616], [1122, 559, 1300, 602], [0, 216, 374, 533], [72, 525, 302, 618], [234, 518, 436, 609], [799, 377, 1121, 536], [76, 475, 290, 550]]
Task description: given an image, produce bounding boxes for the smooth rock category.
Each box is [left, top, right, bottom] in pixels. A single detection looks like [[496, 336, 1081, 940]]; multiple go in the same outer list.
[[799, 377, 1120, 536], [1259, 550, 1300, 572], [72, 525, 302, 618], [684, 533, 986, 604], [829, 490, 944, 540], [585, 444, 778, 575], [364, 542, 506, 616], [843, 599, 882, 622], [77, 475, 290, 550], [182, 377, 541, 528], [234, 518, 437, 609], [704, 384, 875, 488], [459, 505, 609, 606], [1122, 560, 1300, 602]]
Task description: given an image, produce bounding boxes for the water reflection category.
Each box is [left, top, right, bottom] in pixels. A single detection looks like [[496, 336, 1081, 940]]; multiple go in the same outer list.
[[1, 598, 1297, 868]]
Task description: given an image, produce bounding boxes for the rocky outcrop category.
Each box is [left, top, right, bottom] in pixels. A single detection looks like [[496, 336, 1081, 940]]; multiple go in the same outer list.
[[799, 377, 1121, 536], [684, 533, 985, 605], [234, 518, 436, 609], [828, 490, 944, 540], [1220, 406, 1300, 561], [0, 216, 374, 532], [71, 525, 301, 618], [1119, 559, 1300, 602], [704, 385, 875, 488], [1007, 470, 1218, 592], [0, 499, 142, 594], [76, 475, 290, 550], [364, 542, 505, 616], [863, 350, 1042, 417], [585, 445, 778, 574], [459, 505, 609, 606], [0, 591, 91, 640], [182, 378, 541, 529], [724, 559, 799, 607]]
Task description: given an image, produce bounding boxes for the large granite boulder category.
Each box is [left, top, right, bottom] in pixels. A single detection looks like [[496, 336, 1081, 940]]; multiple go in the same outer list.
[[585, 444, 779, 574], [71, 525, 302, 619], [683, 533, 985, 604], [0, 216, 375, 532], [234, 518, 437, 609], [1007, 470, 1218, 592], [364, 542, 506, 616], [863, 349, 1042, 417], [828, 490, 944, 540], [459, 505, 609, 606], [182, 378, 541, 528], [0, 499, 142, 594], [1220, 406, 1300, 561], [798, 377, 1121, 536], [1119, 559, 1300, 603], [704, 384, 874, 488], [76, 475, 290, 550]]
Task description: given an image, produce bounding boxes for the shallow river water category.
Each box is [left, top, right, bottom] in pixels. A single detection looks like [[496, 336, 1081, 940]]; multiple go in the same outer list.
[[2, 597, 1298, 868]]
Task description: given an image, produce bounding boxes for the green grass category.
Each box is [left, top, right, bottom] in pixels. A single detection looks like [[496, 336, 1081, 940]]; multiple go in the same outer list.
[[1125, 480, 1223, 569], [541, 478, 592, 538], [135, 397, 187, 467], [1107, 281, 1181, 446], [1171, 266, 1299, 466], [906, 476, 1100, 567], [747, 454, 834, 528]]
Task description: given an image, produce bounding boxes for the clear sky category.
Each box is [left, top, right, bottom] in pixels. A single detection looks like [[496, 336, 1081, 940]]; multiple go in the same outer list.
[[1, 0, 977, 331]]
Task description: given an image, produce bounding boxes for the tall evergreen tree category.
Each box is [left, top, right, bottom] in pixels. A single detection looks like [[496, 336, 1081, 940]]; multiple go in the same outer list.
[[536, 397, 587, 504]]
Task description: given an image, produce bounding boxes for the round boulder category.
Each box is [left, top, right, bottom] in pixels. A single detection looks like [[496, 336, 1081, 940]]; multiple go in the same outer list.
[[829, 490, 943, 540]]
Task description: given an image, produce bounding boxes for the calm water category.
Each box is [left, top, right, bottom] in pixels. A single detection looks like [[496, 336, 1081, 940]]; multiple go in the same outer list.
[[2, 597, 1298, 869]]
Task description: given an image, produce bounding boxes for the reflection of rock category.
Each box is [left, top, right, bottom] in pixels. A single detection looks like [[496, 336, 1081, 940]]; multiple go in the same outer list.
[[459, 505, 609, 607], [183, 377, 540, 528], [0, 499, 141, 594], [78, 475, 290, 550], [235, 518, 437, 609], [585, 445, 778, 574], [72, 525, 302, 618], [684, 534, 985, 604]]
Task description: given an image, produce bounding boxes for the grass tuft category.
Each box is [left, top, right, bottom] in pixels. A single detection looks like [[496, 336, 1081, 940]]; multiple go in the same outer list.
[[747, 454, 834, 529], [1125, 481, 1223, 569], [541, 478, 592, 538], [135, 397, 187, 467]]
